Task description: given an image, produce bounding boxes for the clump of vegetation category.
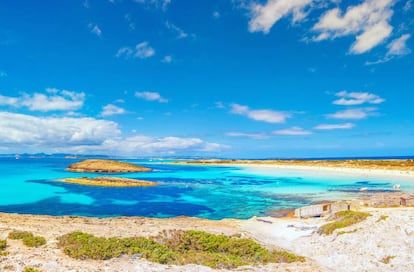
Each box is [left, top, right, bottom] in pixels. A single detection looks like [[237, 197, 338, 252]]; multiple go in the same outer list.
[[8, 231, 46, 248], [380, 255, 395, 264], [376, 215, 389, 222], [58, 230, 305, 269], [0, 239, 8, 256], [8, 231, 33, 240], [0, 240, 6, 251], [337, 228, 360, 236], [319, 210, 372, 235], [23, 267, 43, 272]]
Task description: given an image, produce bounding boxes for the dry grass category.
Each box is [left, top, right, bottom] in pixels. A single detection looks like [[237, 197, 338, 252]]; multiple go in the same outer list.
[[66, 159, 152, 173], [318, 211, 372, 235], [61, 177, 157, 187]]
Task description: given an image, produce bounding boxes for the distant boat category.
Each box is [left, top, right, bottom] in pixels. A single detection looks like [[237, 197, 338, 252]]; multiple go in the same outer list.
[[15, 154, 20, 160], [360, 187, 368, 192]]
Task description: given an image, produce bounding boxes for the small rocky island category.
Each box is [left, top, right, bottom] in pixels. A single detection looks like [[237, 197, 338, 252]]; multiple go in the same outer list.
[[66, 159, 152, 173], [64, 159, 155, 187], [61, 177, 157, 187]]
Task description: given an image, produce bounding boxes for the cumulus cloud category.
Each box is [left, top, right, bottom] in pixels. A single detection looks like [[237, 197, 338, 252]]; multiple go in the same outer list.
[[314, 123, 355, 130], [312, 0, 394, 54], [248, 0, 312, 33], [116, 41, 155, 59], [101, 104, 126, 116], [230, 103, 291, 123], [326, 108, 378, 120], [0, 111, 226, 155], [333, 91, 385, 106], [272, 126, 312, 135], [226, 132, 269, 139], [0, 112, 120, 146], [0, 88, 85, 112], [60, 135, 227, 155], [135, 91, 168, 103]]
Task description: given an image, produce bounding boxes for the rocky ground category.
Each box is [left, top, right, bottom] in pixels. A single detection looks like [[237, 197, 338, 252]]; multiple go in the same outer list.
[[1, 205, 413, 271]]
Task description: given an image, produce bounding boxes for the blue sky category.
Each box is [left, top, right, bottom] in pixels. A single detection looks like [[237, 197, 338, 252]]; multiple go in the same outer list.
[[0, 0, 413, 158]]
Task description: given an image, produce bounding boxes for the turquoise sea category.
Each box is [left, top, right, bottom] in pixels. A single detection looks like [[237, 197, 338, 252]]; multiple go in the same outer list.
[[0, 156, 413, 219]]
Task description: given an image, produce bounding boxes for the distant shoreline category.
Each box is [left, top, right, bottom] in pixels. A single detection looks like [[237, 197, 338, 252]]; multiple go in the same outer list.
[[175, 159, 414, 179]]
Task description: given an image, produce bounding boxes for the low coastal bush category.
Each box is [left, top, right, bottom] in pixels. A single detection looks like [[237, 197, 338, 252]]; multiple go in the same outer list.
[[319, 210, 372, 235], [0, 240, 6, 251], [8, 231, 33, 240], [23, 236, 46, 247], [58, 230, 305, 268], [8, 231, 46, 247], [23, 267, 43, 272]]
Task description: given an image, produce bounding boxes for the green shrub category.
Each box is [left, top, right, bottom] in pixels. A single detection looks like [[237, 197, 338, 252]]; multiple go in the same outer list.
[[0, 240, 6, 251], [319, 210, 371, 235], [58, 230, 305, 268], [8, 231, 33, 240], [23, 267, 43, 272], [8, 230, 46, 247], [23, 236, 46, 247]]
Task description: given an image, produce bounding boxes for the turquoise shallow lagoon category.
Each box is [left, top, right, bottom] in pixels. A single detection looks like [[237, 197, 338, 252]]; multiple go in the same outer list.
[[0, 157, 413, 219]]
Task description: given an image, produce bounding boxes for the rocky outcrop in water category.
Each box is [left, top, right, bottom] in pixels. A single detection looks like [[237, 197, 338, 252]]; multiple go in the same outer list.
[[66, 159, 152, 173]]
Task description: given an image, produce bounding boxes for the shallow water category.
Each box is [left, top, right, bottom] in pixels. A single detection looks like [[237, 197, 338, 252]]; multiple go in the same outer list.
[[0, 157, 412, 219]]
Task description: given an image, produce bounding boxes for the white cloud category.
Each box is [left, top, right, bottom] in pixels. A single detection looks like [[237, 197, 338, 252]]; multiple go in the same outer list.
[[248, 0, 312, 33], [387, 34, 411, 56], [116, 47, 134, 58], [135, 91, 168, 103], [366, 34, 411, 65], [133, 0, 171, 11], [327, 108, 377, 120], [0, 88, 85, 112], [0, 112, 119, 146], [333, 91, 385, 106], [272, 126, 312, 135], [101, 104, 126, 116], [0, 95, 19, 107], [226, 132, 269, 139], [88, 23, 102, 37], [124, 14, 136, 31], [230, 103, 290, 123], [213, 11, 220, 19], [135, 42, 155, 59], [0, 71, 7, 77], [162, 55, 173, 63], [62, 135, 227, 155], [314, 123, 355, 130], [312, 0, 395, 54], [215, 101, 225, 109], [116, 41, 155, 59], [0, 111, 227, 155], [404, 0, 412, 12], [166, 21, 189, 39]]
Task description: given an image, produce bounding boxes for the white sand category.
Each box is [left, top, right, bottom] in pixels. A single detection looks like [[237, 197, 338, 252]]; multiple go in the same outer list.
[[236, 164, 414, 180]]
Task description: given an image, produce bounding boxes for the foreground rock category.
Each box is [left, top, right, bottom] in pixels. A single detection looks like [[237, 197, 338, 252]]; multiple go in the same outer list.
[[67, 159, 152, 173], [61, 177, 158, 187]]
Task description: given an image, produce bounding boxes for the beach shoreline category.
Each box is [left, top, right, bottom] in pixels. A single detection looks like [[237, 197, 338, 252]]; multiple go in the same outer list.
[[176, 159, 414, 180]]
